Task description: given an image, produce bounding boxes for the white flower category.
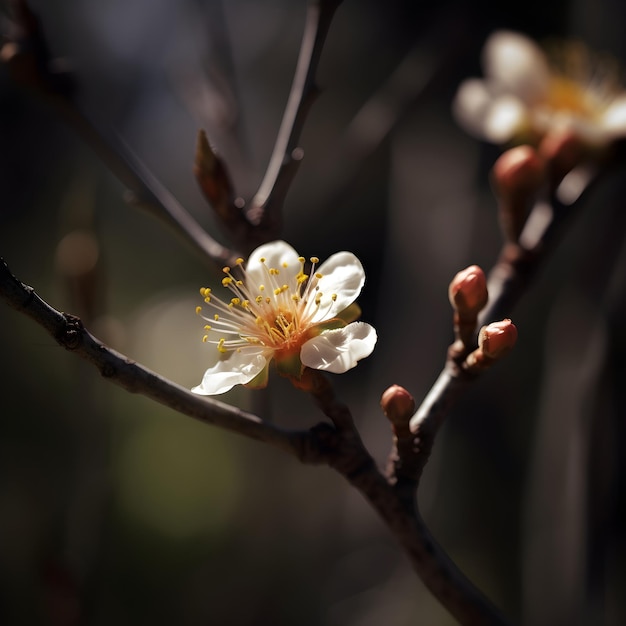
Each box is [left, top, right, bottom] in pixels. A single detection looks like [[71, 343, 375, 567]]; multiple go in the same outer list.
[[453, 30, 626, 146], [192, 240, 377, 395]]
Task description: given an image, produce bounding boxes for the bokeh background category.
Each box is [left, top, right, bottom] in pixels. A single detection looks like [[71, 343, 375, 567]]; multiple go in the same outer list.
[[1, 0, 625, 624]]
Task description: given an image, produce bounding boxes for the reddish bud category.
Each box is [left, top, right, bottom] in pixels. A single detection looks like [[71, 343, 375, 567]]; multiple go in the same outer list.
[[478, 319, 518, 359], [493, 145, 545, 194], [381, 384, 416, 431], [492, 145, 546, 242], [448, 265, 488, 315], [538, 129, 588, 185], [194, 129, 239, 226]]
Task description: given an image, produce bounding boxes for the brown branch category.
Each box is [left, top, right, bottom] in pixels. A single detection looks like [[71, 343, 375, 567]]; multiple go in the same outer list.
[[0, 256, 300, 454], [245, 0, 342, 236], [1, 254, 511, 625], [405, 156, 613, 491], [1, 0, 238, 268]]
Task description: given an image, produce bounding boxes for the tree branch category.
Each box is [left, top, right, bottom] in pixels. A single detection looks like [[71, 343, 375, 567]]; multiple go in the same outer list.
[[246, 0, 343, 235], [1, 0, 238, 268], [0, 256, 300, 454]]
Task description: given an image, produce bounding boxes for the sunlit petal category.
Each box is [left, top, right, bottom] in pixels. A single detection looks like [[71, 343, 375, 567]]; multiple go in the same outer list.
[[602, 95, 626, 137], [192, 350, 268, 395], [246, 240, 301, 287], [483, 30, 550, 103], [452, 78, 493, 139], [307, 252, 365, 322], [300, 322, 377, 374], [484, 96, 528, 143]]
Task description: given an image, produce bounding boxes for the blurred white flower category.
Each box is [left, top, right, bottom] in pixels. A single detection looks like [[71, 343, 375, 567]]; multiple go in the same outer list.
[[193, 240, 377, 395], [453, 30, 626, 146]]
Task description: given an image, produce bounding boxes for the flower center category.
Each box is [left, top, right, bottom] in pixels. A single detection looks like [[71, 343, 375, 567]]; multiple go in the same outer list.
[[196, 254, 336, 356], [543, 40, 619, 120], [546, 76, 594, 116]]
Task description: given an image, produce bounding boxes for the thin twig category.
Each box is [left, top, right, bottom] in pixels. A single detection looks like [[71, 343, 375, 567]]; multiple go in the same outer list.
[[407, 161, 609, 486], [0, 256, 299, 454], [246, 0, 342, 234], [2, 0, 238, 268]]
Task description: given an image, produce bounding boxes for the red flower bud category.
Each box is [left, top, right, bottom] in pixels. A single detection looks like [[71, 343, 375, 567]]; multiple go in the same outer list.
[[478, 319, 518, 359], [381, 384, 416, 429], [448, 265, 488, 315]]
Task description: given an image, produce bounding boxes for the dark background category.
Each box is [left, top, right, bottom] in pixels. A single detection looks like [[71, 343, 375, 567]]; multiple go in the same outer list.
[[1, 1, 625, 624]]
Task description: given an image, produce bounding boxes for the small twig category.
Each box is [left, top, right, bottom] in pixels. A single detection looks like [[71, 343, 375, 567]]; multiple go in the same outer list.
[[1, 0, 238, 268], [246, 0, 342, 234], [0, 256, 298, 454]]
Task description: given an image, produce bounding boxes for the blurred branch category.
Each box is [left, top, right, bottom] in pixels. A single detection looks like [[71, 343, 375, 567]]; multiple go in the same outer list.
[[1, 0, 238, 268], [246, 0, 342, 236]]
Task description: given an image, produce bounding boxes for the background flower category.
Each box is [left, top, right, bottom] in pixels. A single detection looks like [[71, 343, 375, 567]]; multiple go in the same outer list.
[[453, 30, 626, 147]]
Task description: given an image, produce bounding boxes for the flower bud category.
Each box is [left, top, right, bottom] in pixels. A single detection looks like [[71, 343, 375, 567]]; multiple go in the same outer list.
[[194, 129, 240, 227], [381, 384, 416, 432], [538, 129, 588, 185], [478, 319, 518, 359], [448, 265, 488, 315], [492, 145, 546, 241]]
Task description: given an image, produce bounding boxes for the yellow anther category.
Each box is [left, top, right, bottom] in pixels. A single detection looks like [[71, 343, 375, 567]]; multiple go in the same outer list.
[[298, 256, 305, 263], [236, 280, 243, 286], [222, 277, 233, 286], [270, 268, 279, 275], [310, 256, 319, 264], [204, 296, 211, 303], [315, 272, 323, 279], [291, 294, 300, 302], [204, 325, 211, 330], [214, 314, 219, 321], [274, 287, 282, 296], [297, 273, 308, 284], [255, 316, 264, 325], [259, 257, 266, 263], [331, 293, 337, 301], [259, 285, 265, 291], [256, 295, 263, 303], [231, 297, 241, 305], [282, 262, 288, 268], [222, 266, 230, 273], [217, 338, 228, 353], [236, 257, 244, 265], [202, 335, 208, 343], [315, 293, 323, 305], [242, 300, 250, 309], [195, 306, 202, 315]]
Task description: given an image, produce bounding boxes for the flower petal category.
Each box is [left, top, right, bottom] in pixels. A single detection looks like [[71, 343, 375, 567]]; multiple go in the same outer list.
[[602, 94, 626, 137], [192, 349, 269, 395], [307, 252, 366, 322], [246, 240, 301, 287], [483, 30, 550, 104], [483, 95, 528, 143], [452, 78, 494, 139], [300, 322, 377, 374]]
